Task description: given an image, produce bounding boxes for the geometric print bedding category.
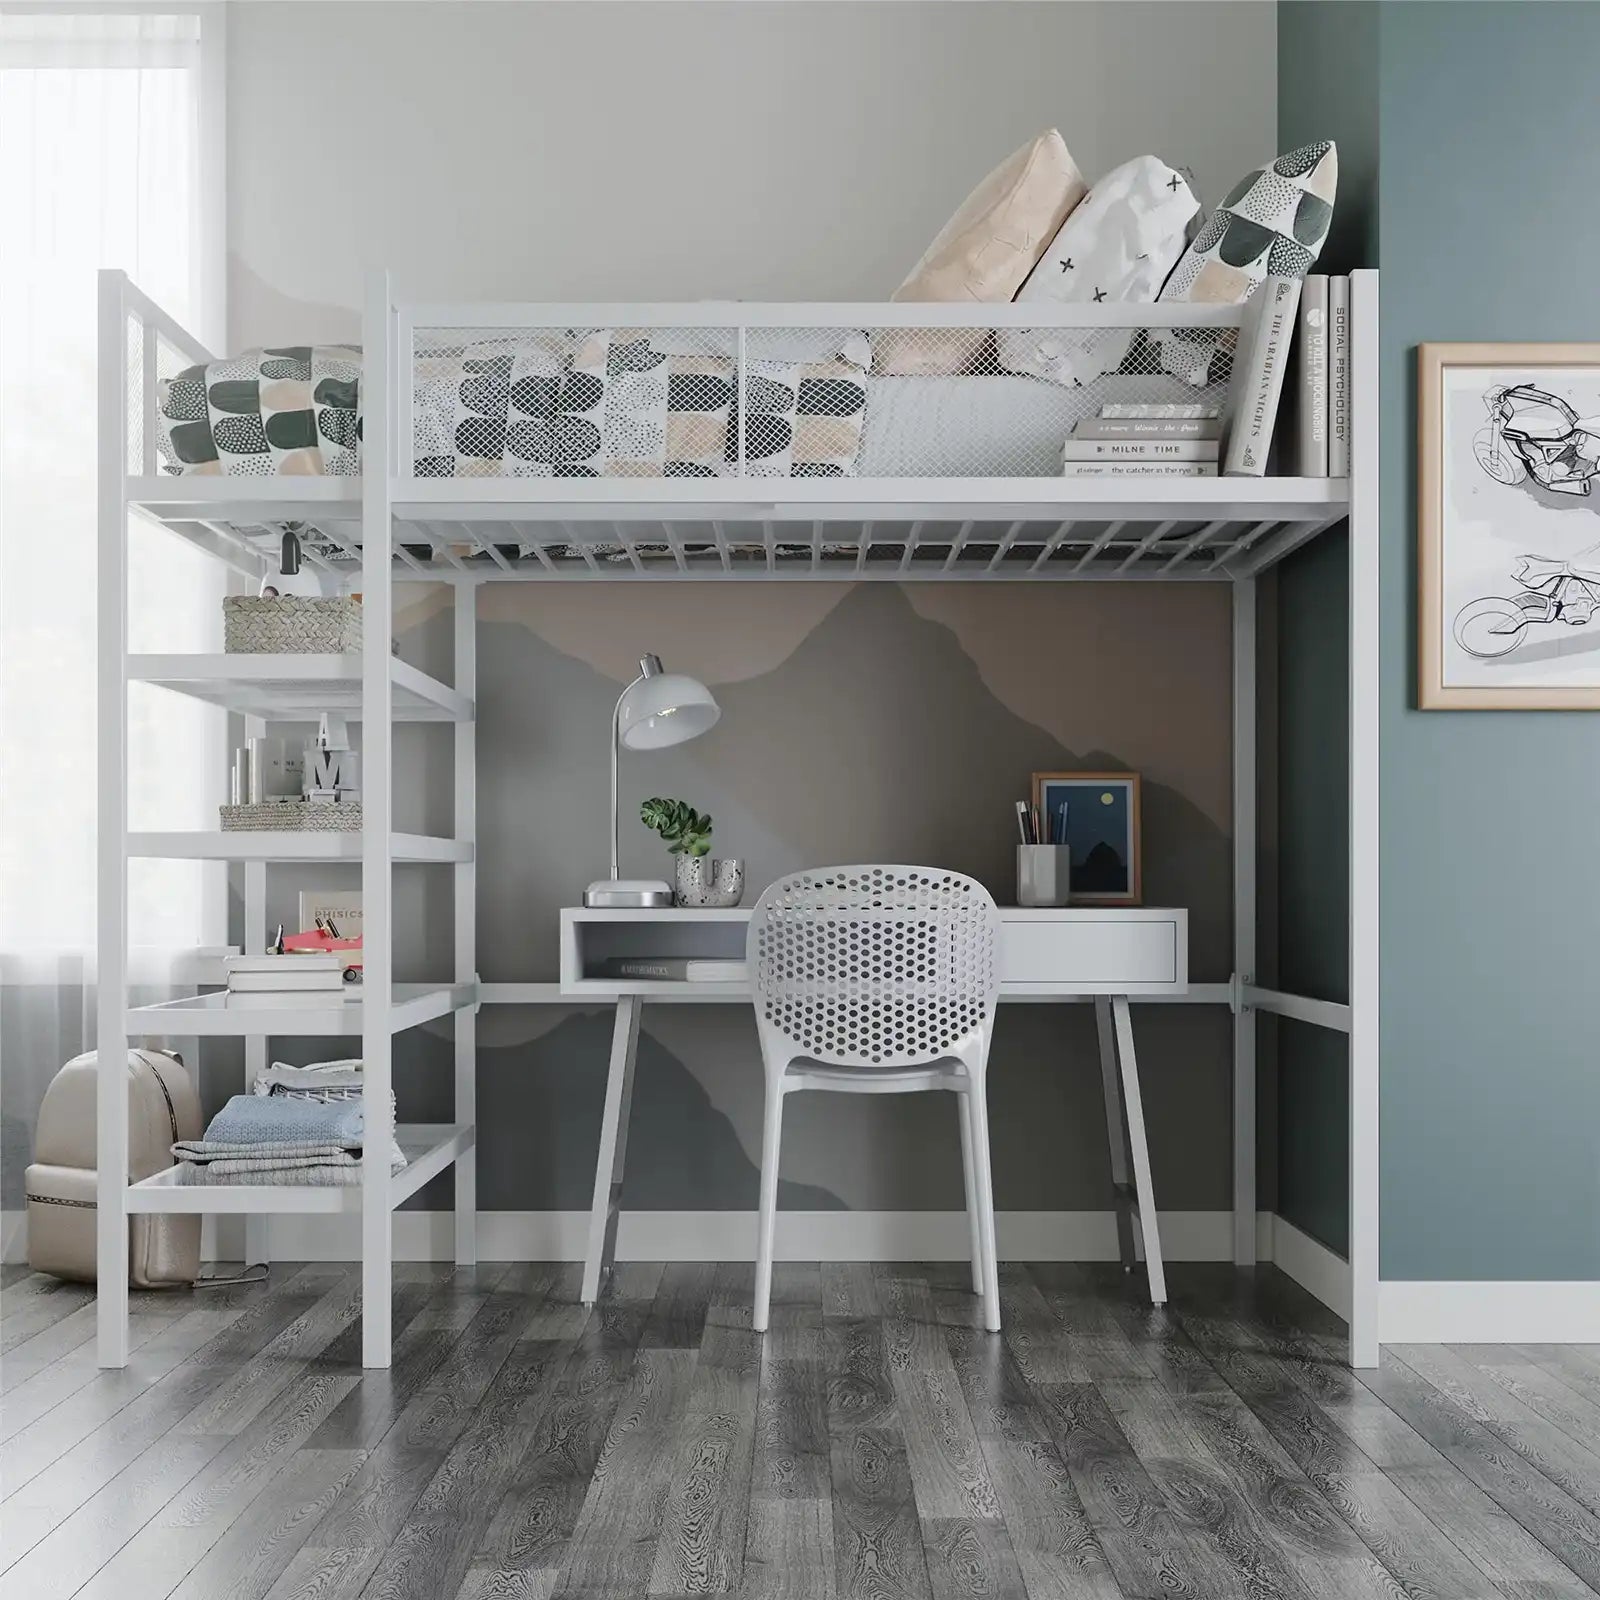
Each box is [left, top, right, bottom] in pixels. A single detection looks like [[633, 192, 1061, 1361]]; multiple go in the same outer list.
[[603, 335, 868, 478], [158, 346, 362, 476], [413, 332, 608, 477], [159, 332, 867, 479]]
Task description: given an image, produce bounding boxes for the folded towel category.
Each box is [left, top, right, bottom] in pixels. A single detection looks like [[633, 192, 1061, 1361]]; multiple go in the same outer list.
[[198, 1093, 365, 1148], [171, 1139, 355, 1165], [255, 1058, 365, 1095], [175, 1155, 401, 1187]]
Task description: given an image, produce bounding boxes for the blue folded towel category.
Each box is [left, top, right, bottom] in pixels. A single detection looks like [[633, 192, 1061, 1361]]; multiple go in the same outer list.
[[196, 1093, 365, 1148]]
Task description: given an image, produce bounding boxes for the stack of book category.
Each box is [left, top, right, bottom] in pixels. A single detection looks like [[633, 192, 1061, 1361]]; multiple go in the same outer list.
[[1060, 404, 1223, 479], [224, 953, 351, 1007], [1291, 273, 1352, 477]]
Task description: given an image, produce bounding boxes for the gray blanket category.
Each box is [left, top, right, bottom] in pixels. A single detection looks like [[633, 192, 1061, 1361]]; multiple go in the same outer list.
[[194, 1093, 364, 1148]]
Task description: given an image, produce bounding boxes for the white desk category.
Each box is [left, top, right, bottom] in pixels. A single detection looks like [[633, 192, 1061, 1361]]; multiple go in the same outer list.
[[559, 905, 1188, 1310]]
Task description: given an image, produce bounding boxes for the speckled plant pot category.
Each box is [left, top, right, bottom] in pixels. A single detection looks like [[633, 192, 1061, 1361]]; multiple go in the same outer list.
[[674, 856, 744, 908]]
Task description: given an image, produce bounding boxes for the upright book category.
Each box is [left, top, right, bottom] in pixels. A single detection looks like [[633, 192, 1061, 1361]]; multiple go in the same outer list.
[[1224, 274, 1303, 477], [1296, 274, 1330, 476], [1329, 276, 1351, 476]]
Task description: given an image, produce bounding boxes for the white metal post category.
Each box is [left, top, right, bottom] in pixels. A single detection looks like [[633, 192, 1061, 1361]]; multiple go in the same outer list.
[[1347, 269, 1381, 1367], [453, 580, 477, 1265], [1232, 577, 1258, 1266], [242, 715, 269, 1269], [361, 270, 396, 1367], [96, 272, 131, 1367]]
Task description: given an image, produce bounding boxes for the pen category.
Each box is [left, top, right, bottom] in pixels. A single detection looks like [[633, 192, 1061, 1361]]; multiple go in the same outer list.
[[1015, 801, 1031, 844]]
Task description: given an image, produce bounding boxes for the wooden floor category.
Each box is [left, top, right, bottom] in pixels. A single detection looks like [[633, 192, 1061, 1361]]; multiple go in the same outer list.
[[4, 1260, 1600, 1599]]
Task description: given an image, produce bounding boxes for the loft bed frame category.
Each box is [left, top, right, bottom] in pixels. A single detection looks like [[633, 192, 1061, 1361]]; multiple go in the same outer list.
[[96, 268, 1381, 1370]]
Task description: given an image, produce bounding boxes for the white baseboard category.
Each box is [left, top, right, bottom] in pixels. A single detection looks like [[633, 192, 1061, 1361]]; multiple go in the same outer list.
[[1263, 1214, 1350, 1321], [23, 1208, 1588, 1342], [1379, 1279, 1600, 1343]]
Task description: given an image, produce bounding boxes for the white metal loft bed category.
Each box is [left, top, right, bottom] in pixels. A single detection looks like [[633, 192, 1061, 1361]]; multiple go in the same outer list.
[[97, 268, 1380, 1371]]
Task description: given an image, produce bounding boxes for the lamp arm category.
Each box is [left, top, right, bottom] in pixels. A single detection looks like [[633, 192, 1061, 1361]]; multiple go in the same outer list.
[[609, 671, 645, 882]]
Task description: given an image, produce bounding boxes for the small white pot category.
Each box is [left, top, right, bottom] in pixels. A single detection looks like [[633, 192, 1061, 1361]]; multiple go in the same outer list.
[[674, 856, 745, 908]]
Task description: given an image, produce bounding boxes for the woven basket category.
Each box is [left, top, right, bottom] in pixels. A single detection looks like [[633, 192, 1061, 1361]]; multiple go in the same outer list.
[[220, 802, 362, 833], [224, 596, 362, 654]]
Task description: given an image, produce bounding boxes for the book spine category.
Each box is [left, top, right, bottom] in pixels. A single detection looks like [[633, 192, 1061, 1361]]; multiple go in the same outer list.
[[1073, 418, 1222, 440], [1296, 274, 1330, 477], [1060, 462, 1217, 478], [1329, 276, 1351, 476], [1099, 403, 1222, 420], [1062, 439, 1220, 461], [598, 957, 692, 980], [1224, 274, 1303, 477]]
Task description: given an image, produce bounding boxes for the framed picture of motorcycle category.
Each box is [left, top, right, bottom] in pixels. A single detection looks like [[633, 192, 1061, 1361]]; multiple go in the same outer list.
[[1419, 341, 1600, 708]]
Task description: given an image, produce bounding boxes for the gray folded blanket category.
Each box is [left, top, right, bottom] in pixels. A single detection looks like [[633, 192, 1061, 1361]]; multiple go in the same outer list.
[[191, 1093, 365, 1148]]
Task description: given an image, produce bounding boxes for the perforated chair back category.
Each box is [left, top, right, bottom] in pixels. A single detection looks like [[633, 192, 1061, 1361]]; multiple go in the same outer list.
[[748, 865, 1001, 1070]]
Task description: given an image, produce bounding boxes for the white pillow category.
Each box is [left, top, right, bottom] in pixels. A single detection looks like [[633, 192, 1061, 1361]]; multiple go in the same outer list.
[[1000, 156, 1199, 386], [1017, 155, 1199, 306]]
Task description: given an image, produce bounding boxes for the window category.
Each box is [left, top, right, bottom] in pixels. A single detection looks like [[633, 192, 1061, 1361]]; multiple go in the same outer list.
[[1, 6, 225, 979]]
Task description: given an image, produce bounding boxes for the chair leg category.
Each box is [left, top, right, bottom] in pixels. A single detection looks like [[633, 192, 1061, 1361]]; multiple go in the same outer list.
[[956, 1090, 983, 1297], [965, 1077, 1001, 1332], [752, 1081, 785, 1334]]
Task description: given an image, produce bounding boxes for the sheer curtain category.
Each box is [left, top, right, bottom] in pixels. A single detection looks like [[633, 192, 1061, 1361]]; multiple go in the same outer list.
[[0, 8, 225, 1234]]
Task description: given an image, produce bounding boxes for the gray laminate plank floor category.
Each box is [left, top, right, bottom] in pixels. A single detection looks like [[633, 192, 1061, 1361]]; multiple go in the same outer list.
[[3, 1262, 1599, 1600]]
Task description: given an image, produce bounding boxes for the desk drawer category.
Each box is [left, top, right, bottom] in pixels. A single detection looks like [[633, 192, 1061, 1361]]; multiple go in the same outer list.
[[999, 915, 1182, 992]]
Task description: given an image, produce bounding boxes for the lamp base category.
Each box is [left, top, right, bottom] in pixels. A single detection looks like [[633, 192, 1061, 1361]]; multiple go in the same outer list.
[[584, 878, 675, 909]]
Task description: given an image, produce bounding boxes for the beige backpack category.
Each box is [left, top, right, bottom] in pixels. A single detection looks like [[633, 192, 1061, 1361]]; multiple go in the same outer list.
[[26, 1048, 203, 1287]]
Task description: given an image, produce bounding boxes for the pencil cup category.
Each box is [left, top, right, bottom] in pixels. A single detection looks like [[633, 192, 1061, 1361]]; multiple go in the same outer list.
[[1017, 845, 1072, 908]]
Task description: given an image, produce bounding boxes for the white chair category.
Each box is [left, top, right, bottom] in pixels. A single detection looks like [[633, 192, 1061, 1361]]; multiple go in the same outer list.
[[747, 865, 1003, 1333]]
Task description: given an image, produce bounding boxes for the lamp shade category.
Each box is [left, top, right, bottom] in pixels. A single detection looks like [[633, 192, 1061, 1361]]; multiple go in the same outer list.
[[617, 671, 720, 751]]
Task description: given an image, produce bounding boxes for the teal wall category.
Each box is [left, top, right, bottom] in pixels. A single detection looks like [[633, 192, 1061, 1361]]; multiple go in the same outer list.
[[1275, 535, 1351, 1254], [1277, 0, 1600, 1279], [1379, 2, 1600, 1281], [1274, 0, 1378, 1255]]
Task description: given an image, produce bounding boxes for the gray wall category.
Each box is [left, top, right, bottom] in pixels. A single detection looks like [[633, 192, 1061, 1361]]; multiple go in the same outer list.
[[1378, 3, 1600, 1280], [1271, 0, 1380, 1255], [227, 1, 1276, 331]]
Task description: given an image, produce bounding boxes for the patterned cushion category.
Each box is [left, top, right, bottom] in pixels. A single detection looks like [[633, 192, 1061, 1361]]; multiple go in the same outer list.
[[603, 338, 867, 478], [158, 346, 361, 477], [158, 331, 868, 480], [1160, 141, 1337, 305], [414, 332, 607, 478]]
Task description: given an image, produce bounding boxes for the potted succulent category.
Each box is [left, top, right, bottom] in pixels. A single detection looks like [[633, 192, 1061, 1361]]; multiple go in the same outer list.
[[639, 797, 744, 907]]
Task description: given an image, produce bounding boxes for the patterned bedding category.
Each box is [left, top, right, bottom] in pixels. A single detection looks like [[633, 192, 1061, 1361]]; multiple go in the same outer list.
[[157, 331, 870, 481]]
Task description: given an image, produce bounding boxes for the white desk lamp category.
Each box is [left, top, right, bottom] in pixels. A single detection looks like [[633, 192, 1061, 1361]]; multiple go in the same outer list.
[[584, 654, 720, 908]]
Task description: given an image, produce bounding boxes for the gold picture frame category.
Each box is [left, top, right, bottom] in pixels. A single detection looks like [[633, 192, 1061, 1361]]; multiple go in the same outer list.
[[1031, 771, 1142, 905], [1419, 341, 1600, 708]]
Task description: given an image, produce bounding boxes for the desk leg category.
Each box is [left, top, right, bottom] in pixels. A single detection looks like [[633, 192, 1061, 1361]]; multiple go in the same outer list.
[[582, 996, 641, 1306], [1111, 996, 1166, 1305], [1094, 997, 1138, 1274]]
